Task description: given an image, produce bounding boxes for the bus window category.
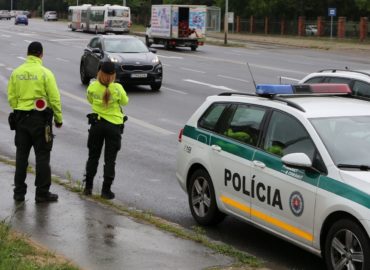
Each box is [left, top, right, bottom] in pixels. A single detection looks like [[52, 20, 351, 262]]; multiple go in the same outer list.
[[90, 10, 104, 22], [108, 9, 129, 18]]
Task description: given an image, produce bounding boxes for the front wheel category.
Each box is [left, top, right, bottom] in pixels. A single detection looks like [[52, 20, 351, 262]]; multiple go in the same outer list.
[[190, 45, 197, 51], [150, 82, 161, 91], [188, 169, 225, 226], [80, 62, 90, 85], [324, 219, 370, 270]]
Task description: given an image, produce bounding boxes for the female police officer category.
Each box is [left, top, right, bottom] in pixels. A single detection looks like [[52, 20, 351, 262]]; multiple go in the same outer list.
[[83, 61, 129, 199]]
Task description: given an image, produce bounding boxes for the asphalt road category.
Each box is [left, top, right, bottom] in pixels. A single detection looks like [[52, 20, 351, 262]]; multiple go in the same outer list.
[[1, 18, 370, 270]]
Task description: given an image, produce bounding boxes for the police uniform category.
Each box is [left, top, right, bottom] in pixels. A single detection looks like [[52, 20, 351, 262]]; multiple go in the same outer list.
[[84, 62, 129, 199], [7, 41, 63, 202]]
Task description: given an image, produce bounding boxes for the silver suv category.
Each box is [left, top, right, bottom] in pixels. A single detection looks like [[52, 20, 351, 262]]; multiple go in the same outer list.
[[0, 10, 11, 20], [44, 11, 57, 21], [299, 69, 370, 98]]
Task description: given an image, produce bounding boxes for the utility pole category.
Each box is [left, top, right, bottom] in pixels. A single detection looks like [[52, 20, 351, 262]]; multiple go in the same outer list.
[[224, 0, 228, 45], [11, 0, 13, 10], [123, 0, 126, 6], [42, 0, 44, 18]]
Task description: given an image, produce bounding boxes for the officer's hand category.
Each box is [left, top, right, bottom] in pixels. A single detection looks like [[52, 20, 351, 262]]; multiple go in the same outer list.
[[55, 121, 62, 128]]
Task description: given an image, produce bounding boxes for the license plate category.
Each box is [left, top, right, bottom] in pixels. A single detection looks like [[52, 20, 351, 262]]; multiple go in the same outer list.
[[131, 73, 147, 78]]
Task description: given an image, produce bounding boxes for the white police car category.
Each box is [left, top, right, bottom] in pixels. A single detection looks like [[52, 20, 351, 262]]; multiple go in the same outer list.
[[176, 84, 370, 270], [299, 69, 370, 99]]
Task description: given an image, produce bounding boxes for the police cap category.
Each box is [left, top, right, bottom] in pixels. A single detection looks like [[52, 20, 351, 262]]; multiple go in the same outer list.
[[27, 41, 43, 55], [100, 61, 116, 75]]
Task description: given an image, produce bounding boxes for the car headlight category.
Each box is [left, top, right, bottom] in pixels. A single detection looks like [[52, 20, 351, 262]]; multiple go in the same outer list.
[[108, 55, 119, 63], [152, 56, 159, 64], [155, 64, 162, 73]]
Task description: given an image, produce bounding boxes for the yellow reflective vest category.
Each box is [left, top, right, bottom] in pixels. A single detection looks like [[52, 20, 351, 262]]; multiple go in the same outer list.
[[87, 80, 129, 125], [7, 55, 63, 123]]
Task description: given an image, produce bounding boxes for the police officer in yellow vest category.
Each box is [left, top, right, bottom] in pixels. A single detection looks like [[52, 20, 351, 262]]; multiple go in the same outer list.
[[7, 41, 63, 203], [83, 61, 129, 199]]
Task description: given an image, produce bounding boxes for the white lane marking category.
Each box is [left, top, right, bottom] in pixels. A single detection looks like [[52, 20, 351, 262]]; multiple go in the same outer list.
[[17, 57, 26, 61], [161, 86, 187, 95], [56, 58, 69, 62], [6, 67, 13, 71], [249, 63, 307, 75], [0, 63, 5, 67], [217, 75, 249, 83], [167, 51, 307, 75], [181, 67, 206, 74], [157, 54, 183, 59], [18, 33, 34, 36], [50, 38, 89, 42], [279, 76, 300, 83], [184, 79, 236, 91], [162, 63, 171, 67], [60, 89, 175, 136], [1, 34, 10, 38], [24, 40, 32, 43]]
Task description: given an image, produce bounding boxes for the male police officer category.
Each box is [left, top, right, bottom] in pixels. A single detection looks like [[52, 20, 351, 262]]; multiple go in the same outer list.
[[7, 41, 63, 203]]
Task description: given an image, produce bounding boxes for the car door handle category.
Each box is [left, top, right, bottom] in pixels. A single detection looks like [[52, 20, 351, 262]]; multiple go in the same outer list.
[[211, 145, 222, 152], [253, 160, 266, 169]]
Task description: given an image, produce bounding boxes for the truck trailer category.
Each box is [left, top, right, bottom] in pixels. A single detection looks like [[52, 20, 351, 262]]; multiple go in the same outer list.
[[145, 5, 206, 51]]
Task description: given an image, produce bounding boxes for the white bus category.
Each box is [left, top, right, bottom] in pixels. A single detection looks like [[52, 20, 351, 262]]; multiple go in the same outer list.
[[68, 4, 131, 34]]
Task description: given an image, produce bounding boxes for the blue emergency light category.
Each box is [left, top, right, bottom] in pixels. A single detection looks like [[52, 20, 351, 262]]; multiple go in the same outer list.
[[256, 83, 352, 96]]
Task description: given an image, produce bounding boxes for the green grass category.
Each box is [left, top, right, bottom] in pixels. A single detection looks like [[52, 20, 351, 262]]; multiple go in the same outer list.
[[0, 220, 79, 270], [130, 23, 146, 33]]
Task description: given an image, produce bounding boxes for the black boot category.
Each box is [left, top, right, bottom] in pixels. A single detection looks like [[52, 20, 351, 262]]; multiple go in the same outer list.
[[101, 180, 115, 200], [83, 178, 93, 196]]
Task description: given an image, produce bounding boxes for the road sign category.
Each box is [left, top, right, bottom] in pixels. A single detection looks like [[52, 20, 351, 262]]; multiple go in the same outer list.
[[228, 12, 234, 23], [328, 8, 336, 17]]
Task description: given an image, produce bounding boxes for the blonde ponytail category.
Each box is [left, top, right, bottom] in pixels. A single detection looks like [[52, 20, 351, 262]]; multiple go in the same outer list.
[[97, 70, 116, 108]]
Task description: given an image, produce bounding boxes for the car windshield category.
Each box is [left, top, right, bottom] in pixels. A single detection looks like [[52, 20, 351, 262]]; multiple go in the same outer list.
[[104, 39, 149, 53], [310, 116, 370, 169]]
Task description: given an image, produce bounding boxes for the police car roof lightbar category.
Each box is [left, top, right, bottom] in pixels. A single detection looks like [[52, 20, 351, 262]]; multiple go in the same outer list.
[[256, 83, 352, 96]]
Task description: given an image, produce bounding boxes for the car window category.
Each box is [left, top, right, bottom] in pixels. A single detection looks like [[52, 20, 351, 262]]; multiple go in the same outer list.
[[304, 77, 325, 83], [89, 38, 101, 49], [353, 80, 370, 98], [311, 116, 370, 167], [325, 77, 352, 84], [223, 104, 266, 146], [264, 111, 315, 160], [198, 103, 228, 132], [104, 38, 148, 53]]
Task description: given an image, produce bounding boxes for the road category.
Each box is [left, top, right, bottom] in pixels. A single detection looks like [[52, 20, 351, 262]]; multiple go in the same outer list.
[[1, 18, 370, 270]]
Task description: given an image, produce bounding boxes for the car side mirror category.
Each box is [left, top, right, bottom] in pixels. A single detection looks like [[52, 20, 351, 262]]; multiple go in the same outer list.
[[282, 153, 312, 168], [149, 48, 157, 54], [92, 48, 102, 54]]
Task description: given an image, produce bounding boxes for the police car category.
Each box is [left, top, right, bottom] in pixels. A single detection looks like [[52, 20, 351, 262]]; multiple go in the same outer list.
[[176, 84, 370, 270], [299, 69, 370, 99]]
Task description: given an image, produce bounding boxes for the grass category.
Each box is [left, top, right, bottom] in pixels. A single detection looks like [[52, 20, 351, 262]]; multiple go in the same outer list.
[[0, 220, 79, 270]]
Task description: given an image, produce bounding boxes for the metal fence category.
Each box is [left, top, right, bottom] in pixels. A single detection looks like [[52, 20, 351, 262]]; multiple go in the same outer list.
[[226, 17, 369, 39]]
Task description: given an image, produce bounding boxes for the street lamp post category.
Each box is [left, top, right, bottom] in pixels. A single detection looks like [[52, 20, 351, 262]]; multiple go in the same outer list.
[[42, 0, 44, 18], [11, 0, 13, 10], [123, 0, 126, 6], [224, 0, 228, 45]]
